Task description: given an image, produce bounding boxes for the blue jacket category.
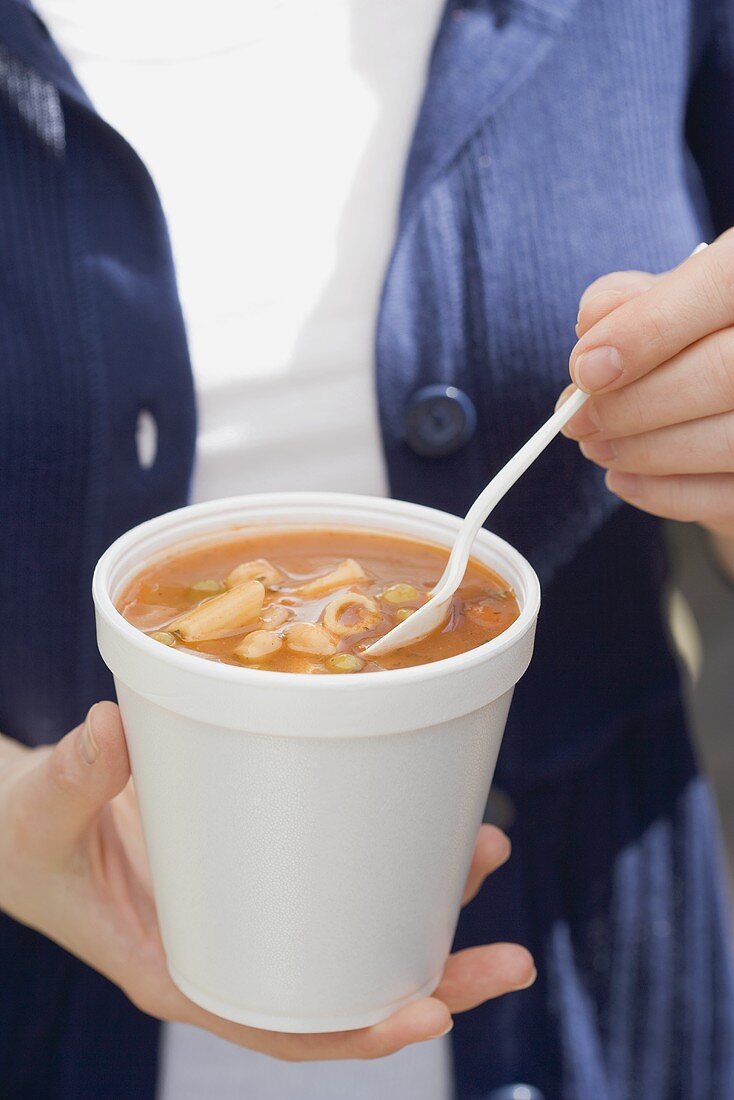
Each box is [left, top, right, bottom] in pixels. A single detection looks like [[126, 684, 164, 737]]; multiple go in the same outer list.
[[1, 1, 733, 1096]]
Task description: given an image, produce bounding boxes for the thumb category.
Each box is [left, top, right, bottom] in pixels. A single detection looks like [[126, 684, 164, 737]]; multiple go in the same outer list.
[[20, 701, 130, 858]]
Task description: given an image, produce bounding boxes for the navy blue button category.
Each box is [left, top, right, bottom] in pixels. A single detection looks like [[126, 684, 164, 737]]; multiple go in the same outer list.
[[404, 384, 477, 457], [487, 1087, 545, 1100]]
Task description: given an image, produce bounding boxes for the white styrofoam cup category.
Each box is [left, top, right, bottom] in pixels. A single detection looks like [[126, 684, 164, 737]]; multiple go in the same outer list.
[[93, 493, 540, 1033]]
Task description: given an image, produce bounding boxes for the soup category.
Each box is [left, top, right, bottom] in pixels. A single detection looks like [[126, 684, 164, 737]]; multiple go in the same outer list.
[[117, 526, 520, 674]]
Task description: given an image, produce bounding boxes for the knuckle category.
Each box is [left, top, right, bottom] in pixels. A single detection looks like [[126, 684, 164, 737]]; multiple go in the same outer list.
[[125, 982, 177, 1023], [122, 983, 158, 1017], [47, 743, 81, 799], [639, 302, 669, 357], [578, 289, 629, 329], [700, 254, 734, 318], [266, 1040, 308, 1063], [127, 991, 156, 1017], [579, 273, 618, 306], [712, 230, 734, 294], [604, 385, 647, 437], [706, 330, 734, 408], [666, 478, 698, 522], [629, 431, 655, 472], [580, 270, 653, 309], [358, 1047, 392, 1063], [720, 415, 734, 470]]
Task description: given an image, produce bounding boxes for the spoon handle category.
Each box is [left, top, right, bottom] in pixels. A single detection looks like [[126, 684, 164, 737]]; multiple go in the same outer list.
[[433, 242, 709, 598], [431, 388, 589, 596]]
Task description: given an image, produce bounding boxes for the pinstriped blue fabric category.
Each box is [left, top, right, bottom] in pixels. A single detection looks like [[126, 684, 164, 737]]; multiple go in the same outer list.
[[0, 0, 733, 1096], [0, 3, 193, 1095], [378, 0, 709, 787], [453, 704, 734, 1099]]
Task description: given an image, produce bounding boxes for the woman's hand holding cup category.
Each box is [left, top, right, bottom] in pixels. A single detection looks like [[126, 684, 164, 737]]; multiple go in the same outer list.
[[0, 702, 535, 1061]]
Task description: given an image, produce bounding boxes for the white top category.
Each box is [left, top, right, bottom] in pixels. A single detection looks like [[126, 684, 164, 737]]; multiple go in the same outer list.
[[37, 0, 446, 503], [34, 1, 453, 1098]]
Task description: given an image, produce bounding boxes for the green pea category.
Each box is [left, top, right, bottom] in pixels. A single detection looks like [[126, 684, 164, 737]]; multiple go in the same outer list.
[[326, 653, 364, 674], [381, 583, 420, 604]]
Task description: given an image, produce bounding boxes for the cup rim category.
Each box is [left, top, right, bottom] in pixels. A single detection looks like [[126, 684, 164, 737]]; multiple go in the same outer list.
[[93, 492, 541, 692]]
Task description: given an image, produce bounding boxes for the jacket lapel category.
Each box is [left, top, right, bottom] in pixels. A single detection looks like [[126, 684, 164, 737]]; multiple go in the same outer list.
[[401, 0, 582, 225], [4, 0, 582, 203], [2, 0, 92, 110]]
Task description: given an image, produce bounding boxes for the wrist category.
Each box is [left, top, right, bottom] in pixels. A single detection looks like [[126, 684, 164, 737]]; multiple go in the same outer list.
[[0, 744, 47, 919]]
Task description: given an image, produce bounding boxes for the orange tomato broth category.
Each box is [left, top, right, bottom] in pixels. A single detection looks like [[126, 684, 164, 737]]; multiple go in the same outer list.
[[117, 526, 521, 674]]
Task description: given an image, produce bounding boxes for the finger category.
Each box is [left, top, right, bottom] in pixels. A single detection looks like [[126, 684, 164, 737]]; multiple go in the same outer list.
[[605, 470, 734, 528], [577, 271, 658, 337], [570, 231, 734, 393], [462, 824, 511, 905], [433, 943, 536, 1014], [18, 702, 130, 857], [578, 270, 659, 313], [562, 328, 734, 440], [179, 994, 452, 1062], [181, 945, 536, 1059], [579, 412, 734, 476]]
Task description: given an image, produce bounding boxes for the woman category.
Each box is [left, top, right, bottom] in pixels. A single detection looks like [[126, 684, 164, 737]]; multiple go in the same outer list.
[[1, 0, 734, 1097]]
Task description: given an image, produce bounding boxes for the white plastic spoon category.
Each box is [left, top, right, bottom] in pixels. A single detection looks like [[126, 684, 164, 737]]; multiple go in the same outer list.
[[366, 242, 709, 659], [367, 242, 711, 659], [364, 387, 589, 657]]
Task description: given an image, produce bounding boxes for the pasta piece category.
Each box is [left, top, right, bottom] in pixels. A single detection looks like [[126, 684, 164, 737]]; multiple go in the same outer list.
[[297, 558, 367, 598], [225, 558, 283, 589], [234, 629, 283, 662], [259, 604, 291, 629], [323, 592, 381, 637], [283, 622, 337, 656], [169, 580, 265, 642]]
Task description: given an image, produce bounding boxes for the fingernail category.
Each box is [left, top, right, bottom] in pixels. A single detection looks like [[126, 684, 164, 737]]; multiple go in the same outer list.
[[516, 966, 538, 991], [427, 1020, 454, 1040], [80, 704, 99, 765], [573, 346, 623, 392], [580, 439, 616, 463], [606, 471, 640, 497]]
